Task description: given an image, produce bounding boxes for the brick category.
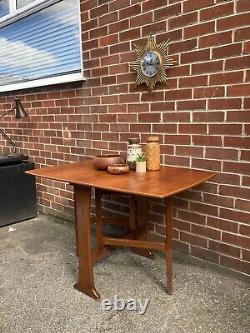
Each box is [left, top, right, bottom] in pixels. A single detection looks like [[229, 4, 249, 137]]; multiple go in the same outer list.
[[243, 41, 250, 54], [120, 28, 140, 41], [209, 124, 242, 135], [235, 27, 250, 42], [200, 2, 234, 21], [109, 0, 130, 11], [100, 34, 118, 47], [191, 246, 219, 264], [193, 135, 222, 147], [90, 4, 108, 19], [225, 55, 250, 70], [183, 0, 214, 13], [169, 12, 197, 30], [209, 72, 244, 85], [180, 232, 207, 247], [142, 21, 166, 36], [151, 102, 175, 112], [193, 111, 225, 123], [168, 65, 190, 78], [163, 132, 189, 145], [222, 232, 250, 249], [99, 11, 118, 26], [119, 4, 141, 19], [205, 147, 238, 161], [241, 150, 250, 162], [208, 98, 242, 110], [192, 158, 222, 171], [204, 193, 234, 208], [130, 12, 153, 27], [179, 75, 208, 88], [164, 155, 190, 167], [209, 240, 241, 258], [141, 91, 164, 102], [240, 225, 250, 239], [184, 22, 215, 39], [138, 113, 161, 122], [169, 39, 197, 54], [181, 49, 210, 64], [237, 0, 250, 13], [178, 209, 206, 225], [242, 176, 250, 187], [207, 216, 238, 233], [228, 82, 250, 98], [152, 124, 177, 133], [142, 0, 167, 11], [176, 146, 203, 158], [193, 86, 225, 98], [242, 249, 250, 262], [179, 124, 207, 134], [224, 136, 250, 149], [192, 61, 223, 75], [157, 29, 183, 44], [177, 100, 206, 110], [236, 199, 250, 212], [154, 3, 181, 20], [109, 19, 129, 34], [220, 185, 250, 201], [190, 202, 219, 218], [165, 89, 192, 100], [223, 161, 250, 176], [212, 44, 242, 59], [217, 12, 250, 31], [220, 255, 250, 275], [199, 31, 232, 48]]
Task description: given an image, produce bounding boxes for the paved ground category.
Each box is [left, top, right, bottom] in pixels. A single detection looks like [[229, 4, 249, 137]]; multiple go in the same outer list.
[[0, 214, 249, 333]]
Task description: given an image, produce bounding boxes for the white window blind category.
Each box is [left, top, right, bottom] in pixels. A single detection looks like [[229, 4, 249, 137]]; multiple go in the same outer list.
[[0, 0, 83, 92]]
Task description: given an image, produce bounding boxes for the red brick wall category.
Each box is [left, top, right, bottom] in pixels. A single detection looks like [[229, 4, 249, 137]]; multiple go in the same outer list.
[[0, 0, 249, 274]]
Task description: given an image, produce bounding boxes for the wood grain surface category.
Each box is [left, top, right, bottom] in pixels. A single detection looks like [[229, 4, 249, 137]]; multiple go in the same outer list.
[[27, 160, 216, 198]]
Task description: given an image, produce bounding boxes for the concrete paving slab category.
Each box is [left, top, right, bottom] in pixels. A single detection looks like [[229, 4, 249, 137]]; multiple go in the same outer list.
[[0, 215, 249, 333]]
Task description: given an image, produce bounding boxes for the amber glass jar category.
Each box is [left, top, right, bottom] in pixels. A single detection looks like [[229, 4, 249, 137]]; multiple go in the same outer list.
[[145, 136, 160, 171]]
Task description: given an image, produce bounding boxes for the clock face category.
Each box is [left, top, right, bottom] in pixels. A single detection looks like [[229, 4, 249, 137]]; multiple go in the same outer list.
[[141, 51, 161, 78]]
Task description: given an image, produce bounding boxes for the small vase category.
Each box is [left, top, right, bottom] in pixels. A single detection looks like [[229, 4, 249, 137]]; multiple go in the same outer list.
[[145, 136, 160, 171], [127, 137, 142, 170], [136, 161, 146, 173]]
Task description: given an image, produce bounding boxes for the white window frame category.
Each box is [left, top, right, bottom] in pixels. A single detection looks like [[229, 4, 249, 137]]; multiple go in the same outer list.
[[0, 0, 85, 92], [0, 0, 60, 27]]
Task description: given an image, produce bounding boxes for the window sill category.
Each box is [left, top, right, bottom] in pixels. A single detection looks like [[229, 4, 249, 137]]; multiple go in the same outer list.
[[0, 72, 86, 92]]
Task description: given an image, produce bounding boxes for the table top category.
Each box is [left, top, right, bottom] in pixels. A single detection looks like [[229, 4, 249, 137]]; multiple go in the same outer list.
[[27, 160, 216, 198]]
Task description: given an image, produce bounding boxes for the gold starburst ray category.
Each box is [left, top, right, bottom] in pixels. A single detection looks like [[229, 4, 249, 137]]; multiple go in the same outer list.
[[130, 34, 174, 92]]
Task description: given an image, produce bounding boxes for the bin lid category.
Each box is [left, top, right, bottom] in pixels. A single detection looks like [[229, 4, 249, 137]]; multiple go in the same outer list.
[[0, 154, 28, 166]]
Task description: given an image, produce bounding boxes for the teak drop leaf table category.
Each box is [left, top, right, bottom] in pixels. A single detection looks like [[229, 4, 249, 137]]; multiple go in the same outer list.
[[27, 160, 215, 300]]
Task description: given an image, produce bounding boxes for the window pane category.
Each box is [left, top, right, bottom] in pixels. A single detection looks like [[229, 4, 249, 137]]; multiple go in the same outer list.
[[0, 0, 82, 89], [16, 0, 36, 9], [0, 0, 9, 18]]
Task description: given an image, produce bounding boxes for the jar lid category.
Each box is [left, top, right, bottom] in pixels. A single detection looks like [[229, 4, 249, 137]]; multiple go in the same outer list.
[[128, 137, 140, 144], [147, 136, 159, 142]]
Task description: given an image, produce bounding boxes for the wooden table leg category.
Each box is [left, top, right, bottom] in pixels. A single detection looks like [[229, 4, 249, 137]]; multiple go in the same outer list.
[[165, 196, 173, 295], [73, 199, 79, 257], [132, 196, 156, 260], [95, 189, 104, 251], [73, 185, 100, 300]]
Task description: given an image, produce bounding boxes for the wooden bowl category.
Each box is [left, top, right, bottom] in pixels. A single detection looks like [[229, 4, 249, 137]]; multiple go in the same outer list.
[[93, 155, 124, 170], [107, 164, 129, 175]]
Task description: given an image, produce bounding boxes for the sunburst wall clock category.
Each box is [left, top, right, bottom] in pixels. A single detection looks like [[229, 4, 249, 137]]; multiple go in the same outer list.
[[130, 34, 174, 92]]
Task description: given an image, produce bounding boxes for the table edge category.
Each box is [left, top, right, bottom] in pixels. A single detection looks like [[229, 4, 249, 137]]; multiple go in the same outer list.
[[26, 169, 217, 199]]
